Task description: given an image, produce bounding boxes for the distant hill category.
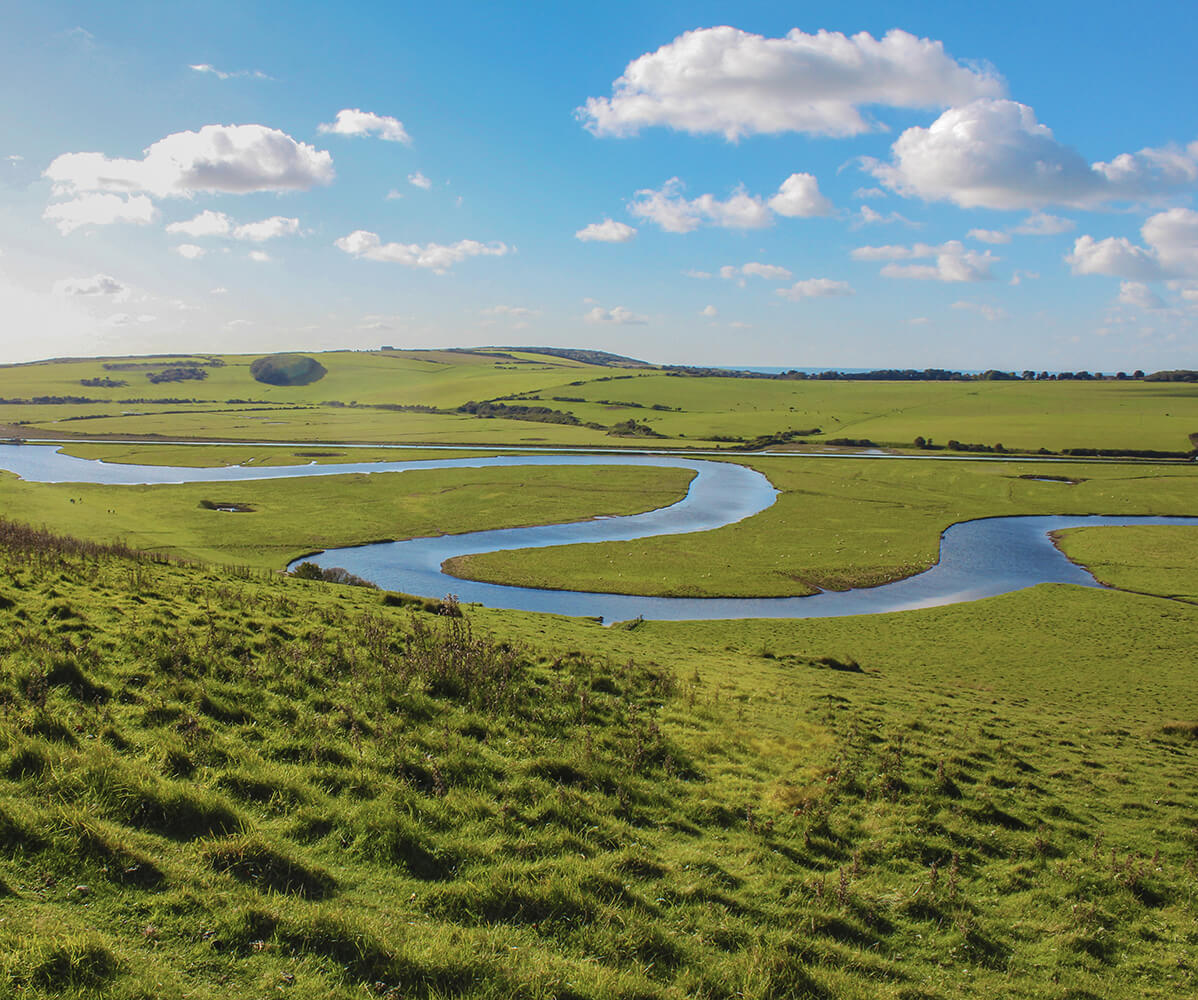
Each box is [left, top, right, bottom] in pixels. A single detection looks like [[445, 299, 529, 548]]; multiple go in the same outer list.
[[249, 354, 328, 386], [451, 346, 652, 368]]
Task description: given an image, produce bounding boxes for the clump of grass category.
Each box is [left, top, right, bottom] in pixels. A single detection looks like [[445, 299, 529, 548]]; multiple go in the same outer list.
[[203, 834, 337, 898]]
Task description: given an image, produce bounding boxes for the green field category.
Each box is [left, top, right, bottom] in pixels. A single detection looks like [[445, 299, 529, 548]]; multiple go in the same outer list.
[[447, 457, 1198, 597], [4, 348, 1197, 453], [0, 461, 693, 569], [0, 525, 1194, 999], [2, 349, 1197, 998], [1054, 525, 1198, 602]]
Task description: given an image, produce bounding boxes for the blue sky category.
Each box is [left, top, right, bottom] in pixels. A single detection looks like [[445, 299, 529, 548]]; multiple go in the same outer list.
[[2, 1, 1197, 369]]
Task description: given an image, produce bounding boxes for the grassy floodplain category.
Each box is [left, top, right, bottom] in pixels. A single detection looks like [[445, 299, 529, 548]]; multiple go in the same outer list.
[[2, 348, 1197, 453], [1, 349, 1197, 998], [0, 525, 1195, 999], [1054, 525, 1198, 602], [0, 457, 693, 569], [446, 456, 1198, 597]]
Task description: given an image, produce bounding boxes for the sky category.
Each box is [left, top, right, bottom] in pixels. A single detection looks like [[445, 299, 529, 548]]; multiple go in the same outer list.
[[2, 0, 1197, 370]]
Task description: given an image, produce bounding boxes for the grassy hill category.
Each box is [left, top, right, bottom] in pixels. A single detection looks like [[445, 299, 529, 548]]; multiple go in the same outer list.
[[2, 348, 1197, 453], [1, 521, 1195, 998]]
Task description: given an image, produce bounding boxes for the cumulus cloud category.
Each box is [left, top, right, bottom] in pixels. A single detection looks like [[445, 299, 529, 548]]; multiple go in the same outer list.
[[855, 241, 997, 281], [1066, 208, 1198, 280], [583, 304, 647, 325], [630, 177, 771, 233], [318, 109, 410, 144], [43, 193, 158, 234], [868, 99, 1198, 210], [166, 209, 231, 237], [701, 304, 718, 318], [775, 278, 854, 301], [247, 250, 271, 262], [233, 216, 300, 241], [46, 125, 334, 201], [575, 218, 637, 243], [1117, 281, 1166, 310], [579, 27, 1002, 140], [173, 244, 206, 259], [768, 172, 833, 217], [407, 171, 432, 189], [52, 274, 129, 299], [334, 230, 511, 274]]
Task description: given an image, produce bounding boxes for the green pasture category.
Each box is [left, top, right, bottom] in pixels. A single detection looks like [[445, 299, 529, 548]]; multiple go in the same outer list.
[[514, 373, 1198, 452], [447, 456, 1198, 597], [54, 442, 503, 467], [1054, 525, 1198, 602], [3, 348, 1197, 453], [0, 525, 1194, 999], [0, 463, 693, 569]]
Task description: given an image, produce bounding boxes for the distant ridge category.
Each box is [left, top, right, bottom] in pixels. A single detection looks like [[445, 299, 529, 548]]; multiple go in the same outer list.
[[452, 346, 652, 368]]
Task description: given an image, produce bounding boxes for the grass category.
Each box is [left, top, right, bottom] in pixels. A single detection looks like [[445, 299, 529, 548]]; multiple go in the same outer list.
[[446, 455, 1198, 597], [3, 348, 1197, 452], [1053, 525, 1198, 602], [0, 520, 1195, 998], [0, 461, 694, 569]]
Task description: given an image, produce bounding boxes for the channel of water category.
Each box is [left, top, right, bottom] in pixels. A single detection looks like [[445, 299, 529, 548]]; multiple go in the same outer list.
[[1, 443, 1193, 622]]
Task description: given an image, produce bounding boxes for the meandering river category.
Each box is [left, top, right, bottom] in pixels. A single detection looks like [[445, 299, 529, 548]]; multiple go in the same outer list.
[[1, 442, 1193, 622]]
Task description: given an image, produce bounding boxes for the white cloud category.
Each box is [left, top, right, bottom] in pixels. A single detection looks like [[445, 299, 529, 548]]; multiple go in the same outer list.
[[629, 177, 771, 233], [166, 209, 231, 237], [968, 228, 1010, 245], [407, 171, 432, 189], [188, 63, 269, 81], [864, 241, 997, 281], [768, 173, 832, 218], [247, 250, 271, 262], [233, 216, 300, 241], [43, 193, 158, 234], [45, 124, 334, 198], [584, 305, 647, 325], [575, 218, 637, 243], [52, 273, 130, 300], [850, 242, 943, 261], [579, 27, 1002, 140], [776, 277, 854, 301], [1009, 270, 1039, 286], [852, 204, 916, 228], [721, 262, 792, 283], [1117, 281, 1166, 310], [951, 300, 1008, 321], [1067, 208, 1198, 280], [482, 305, 540, 322], [683, 269, 713, 279], [334, 230, 511, 274], [853, 186, 887, 200], [701, 304, 718, 318], [173, 244, 206, 259], [210, 286, 228, 295], [868, 99, 1198, 210], [1013, 212, 1074, 236], [318, 109, 410, 144], [385, 189, 404, 200]]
